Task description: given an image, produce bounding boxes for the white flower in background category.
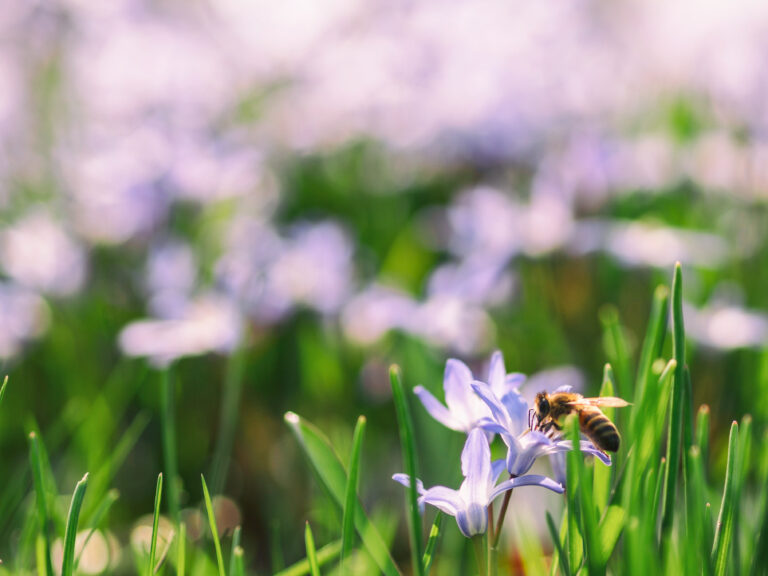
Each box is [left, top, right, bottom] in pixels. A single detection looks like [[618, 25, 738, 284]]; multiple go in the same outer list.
[[0, 282, 50, 359], [684, 302, 768, 351], [341, 284, 419, 346], [217, 220, 354, 323], [118, 293, 242, 367], [145, 241, 198, 318], [0, 210, 87, 297]]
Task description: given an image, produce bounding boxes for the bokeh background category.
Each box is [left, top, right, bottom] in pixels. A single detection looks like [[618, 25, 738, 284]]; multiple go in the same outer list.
[[1, 0, 768, 573]]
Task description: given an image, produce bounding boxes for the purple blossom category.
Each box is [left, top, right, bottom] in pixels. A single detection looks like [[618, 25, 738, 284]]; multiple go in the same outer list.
[[393, 429, 563, 538], [414, 351, 525, 433]]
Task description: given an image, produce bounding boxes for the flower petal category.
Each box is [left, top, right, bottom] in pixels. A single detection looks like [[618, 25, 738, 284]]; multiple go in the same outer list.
[[549, 451, 567, 486], [500, 388, 529, 435], [392, 473, 425, 495], [456, 502, 487, 537], [460, 428, 492, 502], [506, 372, 527, 389], [413, 386, 462, 430], [471, 380, 510, 430], [487, 351, 506, 396], [443, 358, 474, 411], [510, 432, 557, 476], [579, 441, 613, 467], [421, 486, 463, 516], [476, 417, 508, 436], [490, 473, 565, 500]]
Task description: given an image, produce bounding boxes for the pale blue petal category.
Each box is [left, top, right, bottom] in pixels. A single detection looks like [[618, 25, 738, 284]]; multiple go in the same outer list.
[[503, 433, 522, 475], [476, 417, 508, 436], [421, 486, 463, 516], [392, 473, 425, 495], [550, 452, 567, 486], [413, 386, 462, 431], [579, 441, 612, 466], [443, 359, 474, 414], [456, 502, 487, 537], [471, 381, 510, 430], [490, 474, 565, 500], [487, 351, 506, 396], [554, 385, 573, 393], [506, 372, 527, 389], [500, 389, 529, 435], [461, 429, 492, 495], [510, 433, 555, 476]]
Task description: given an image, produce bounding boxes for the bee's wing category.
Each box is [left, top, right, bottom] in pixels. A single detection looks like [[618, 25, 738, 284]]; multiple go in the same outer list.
[[566, 396, 631, 408]]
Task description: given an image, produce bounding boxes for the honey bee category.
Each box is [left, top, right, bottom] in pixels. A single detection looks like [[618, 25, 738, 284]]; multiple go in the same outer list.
[[531, 391, 630, 453]]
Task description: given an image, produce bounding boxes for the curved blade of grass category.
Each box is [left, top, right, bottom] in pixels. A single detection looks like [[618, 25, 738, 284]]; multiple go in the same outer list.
[[598, 505, 625, 566], [160, 367, 180, 525], [733, 415, 752, 575], [232, 546, 245, 576], [274, 540, 342, 576], [422, 512, 442, 576], [599, 306, 630, 400], [568, 416, 601, 575], [594, 364, 615, 515], [178, 522, 186, 576], [0, 375, 8, 406], [201, 474, 227, 576], [148, 473, 163, 576], [390, 365, 424, 576], [661, 262, 686, 538], [696, 405, 710, 472], [711, 421, 738, 576], [28, 432, 54, 576], [341, 415, 366, 572], [633, 286, 669, 414], [153, 529, 175, 574], [230, 525, 242, 575], [546, 512, 570, 576], [305, 522, 321, 576], [749, 430, 768, 576], [284, 411, 402, 576], [75, 489, 119, 570], [61, 473, 89, 576]]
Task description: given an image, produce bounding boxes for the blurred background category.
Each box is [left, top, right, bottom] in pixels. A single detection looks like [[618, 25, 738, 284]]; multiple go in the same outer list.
[[1, 0, 768, 573]]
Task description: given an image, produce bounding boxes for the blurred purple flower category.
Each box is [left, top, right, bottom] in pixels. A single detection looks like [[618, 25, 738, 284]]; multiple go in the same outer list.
[[393, 428, 563, 538], [414, 351, 524, 433]]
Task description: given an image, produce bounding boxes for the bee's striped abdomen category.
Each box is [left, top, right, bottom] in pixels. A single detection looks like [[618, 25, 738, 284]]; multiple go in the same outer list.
[[579, 409, 620, 452]]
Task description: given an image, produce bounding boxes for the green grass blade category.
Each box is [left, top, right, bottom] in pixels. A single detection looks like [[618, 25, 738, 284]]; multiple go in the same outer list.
[[653, 457, 667, 547], [599, 305, 631, 401], [633, 286, 669, 414], [201, 474, 227, 576], [61, 473, 89, 576], [274, 540, 342, 576], [231, 546, 245, 576], [422, 512, 443, 576], [28, 432, 54, 576], [75, 489, 119, 570], [733, 415, 752, 575], [594, 364, 615, 515], [284, 411, 402, 576], [148, 473, 163, 576], [341, 415, 366, 572], [686, 446, 711, 576], [598, 505, 626, 566], [305, 522, 321, 576], [661, 262, 686, 538], [568, 416, 601, 575], [390, 365, 424, 576], [178, 521, 186, 576], [160, 367, 180, 525], [696, 405, 710, 473], [0, 375, 8, 406], [230, 525, 242, 575], [711, 421, 739, 576], [210, 345, 247, 495], [546, 512, 570, 576], [749, 430, 768, 576]]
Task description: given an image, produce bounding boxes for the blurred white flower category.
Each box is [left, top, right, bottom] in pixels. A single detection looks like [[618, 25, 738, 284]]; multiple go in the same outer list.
[[217, 220, 354, 322], [0, 210, 87, 297], [684, 302, 768, 351], [0, 282, 50, 359], [118, 293, 242, 366], [145, 241, 198, 318], [52, 530, 118, 575]]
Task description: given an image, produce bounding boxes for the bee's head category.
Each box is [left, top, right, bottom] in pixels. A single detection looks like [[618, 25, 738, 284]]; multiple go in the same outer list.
[[535, 392, 550, 418]]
